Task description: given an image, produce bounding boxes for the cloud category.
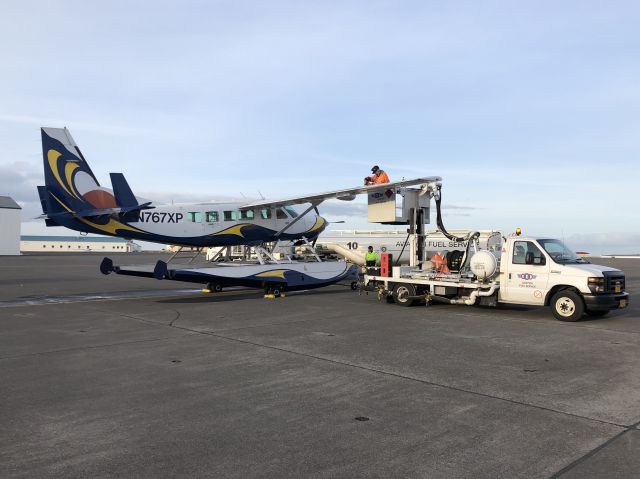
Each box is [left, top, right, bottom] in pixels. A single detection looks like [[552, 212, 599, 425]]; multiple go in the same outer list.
[[317, 201, 367, 217], [0, 161, 43, 220], [0, 161, 41, 202], [443, 204, 481, 210]]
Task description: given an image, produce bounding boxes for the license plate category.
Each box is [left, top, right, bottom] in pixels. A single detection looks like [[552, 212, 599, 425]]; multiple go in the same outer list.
[[620, 299, 627, 308], [615, 285, 621, 293]]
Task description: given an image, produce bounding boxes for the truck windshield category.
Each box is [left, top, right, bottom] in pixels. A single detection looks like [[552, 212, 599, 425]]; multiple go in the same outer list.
[[538, 239, 587, 264]]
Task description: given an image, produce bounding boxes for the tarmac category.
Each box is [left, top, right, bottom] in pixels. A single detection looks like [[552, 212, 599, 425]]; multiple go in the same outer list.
[[1, 253, 638, 478]]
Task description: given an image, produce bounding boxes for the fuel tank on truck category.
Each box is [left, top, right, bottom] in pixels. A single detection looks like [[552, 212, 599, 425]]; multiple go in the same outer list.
[[316, 230, 503, 266], [469, 250, 502, 280]]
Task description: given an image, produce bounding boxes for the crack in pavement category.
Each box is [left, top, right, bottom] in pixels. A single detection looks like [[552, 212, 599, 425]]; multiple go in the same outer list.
[[0, 336, 175, 361], [550, 420, 640, 478], [111, 309, 352, 334], [6, 305, 637, 476], [107, 308, 638, 430], [158, 319, 632, 430]]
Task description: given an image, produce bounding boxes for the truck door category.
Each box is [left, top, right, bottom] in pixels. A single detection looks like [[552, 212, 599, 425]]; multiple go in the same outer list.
[[501, 240, 550, 305]]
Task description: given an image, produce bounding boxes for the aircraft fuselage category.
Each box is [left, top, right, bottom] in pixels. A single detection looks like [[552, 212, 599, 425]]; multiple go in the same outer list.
[[53, 200, 326, 247]]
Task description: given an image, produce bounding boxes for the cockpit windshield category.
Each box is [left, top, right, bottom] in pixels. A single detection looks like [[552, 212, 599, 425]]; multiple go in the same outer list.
[[283, 206, 299, 218], [538, 239, 588, 264]]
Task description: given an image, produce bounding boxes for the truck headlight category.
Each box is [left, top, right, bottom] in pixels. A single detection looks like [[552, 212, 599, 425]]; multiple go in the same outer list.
[[588, 277, 605, 293]]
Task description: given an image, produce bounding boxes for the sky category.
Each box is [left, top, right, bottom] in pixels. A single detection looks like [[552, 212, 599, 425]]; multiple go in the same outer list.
[[1, 0, 639, 254]]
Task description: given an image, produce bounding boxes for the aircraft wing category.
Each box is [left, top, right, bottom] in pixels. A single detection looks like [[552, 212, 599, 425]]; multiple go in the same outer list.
[[239, 176, 441, 210]]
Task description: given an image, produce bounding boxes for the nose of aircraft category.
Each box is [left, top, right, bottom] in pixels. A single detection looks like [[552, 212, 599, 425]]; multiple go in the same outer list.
[[305, 213, 327, 239]]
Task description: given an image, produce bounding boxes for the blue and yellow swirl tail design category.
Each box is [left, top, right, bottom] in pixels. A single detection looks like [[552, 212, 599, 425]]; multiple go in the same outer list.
[[40, 127, 116, 216]]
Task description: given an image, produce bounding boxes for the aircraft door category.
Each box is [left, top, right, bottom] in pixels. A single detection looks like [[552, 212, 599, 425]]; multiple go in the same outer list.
[[203, 210, 220, 235], [275, 207, 291, 231], [186, 210, 205, 236], [258, 208, 276, 230]]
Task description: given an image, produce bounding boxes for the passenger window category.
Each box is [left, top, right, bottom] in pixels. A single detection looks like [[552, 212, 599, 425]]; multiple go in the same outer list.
[[188, 212, 203, 223], [240, 209, 254, 220], [260, 208, 271, 219], [224, 211, 239, 221], [276, 208, 288, 219], [513, 241, 545, 265], [206, 211, 219, 223]]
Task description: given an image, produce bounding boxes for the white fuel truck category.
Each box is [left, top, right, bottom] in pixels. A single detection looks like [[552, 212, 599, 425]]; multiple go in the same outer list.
[[360, 182, 628, 321], [364, 234, 629, 321]]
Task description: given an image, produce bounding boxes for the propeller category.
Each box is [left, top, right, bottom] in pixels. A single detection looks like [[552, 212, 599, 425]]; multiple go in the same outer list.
[[313, 204, 345, 223]]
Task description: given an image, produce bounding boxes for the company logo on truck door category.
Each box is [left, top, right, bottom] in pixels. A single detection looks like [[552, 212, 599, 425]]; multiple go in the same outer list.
[[517, 273, 537, 280]]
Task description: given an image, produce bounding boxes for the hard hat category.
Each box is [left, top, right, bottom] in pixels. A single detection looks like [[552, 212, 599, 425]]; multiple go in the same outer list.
[[515, 227, 522, 235]]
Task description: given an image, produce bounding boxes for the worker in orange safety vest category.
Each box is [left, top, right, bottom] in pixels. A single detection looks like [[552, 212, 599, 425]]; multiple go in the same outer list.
[[364, 165, 390, 185]]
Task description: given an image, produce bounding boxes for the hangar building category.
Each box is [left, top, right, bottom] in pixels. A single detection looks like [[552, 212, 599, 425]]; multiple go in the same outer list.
[[0, 196, 22, 255], [21, 235, 141, 253]]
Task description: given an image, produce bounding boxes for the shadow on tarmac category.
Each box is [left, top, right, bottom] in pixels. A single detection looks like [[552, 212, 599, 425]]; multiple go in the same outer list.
[[155, 287, 355, 304]]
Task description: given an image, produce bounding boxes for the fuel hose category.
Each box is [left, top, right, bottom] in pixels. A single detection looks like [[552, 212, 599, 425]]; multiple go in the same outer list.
[[435, 185, 480, 243]]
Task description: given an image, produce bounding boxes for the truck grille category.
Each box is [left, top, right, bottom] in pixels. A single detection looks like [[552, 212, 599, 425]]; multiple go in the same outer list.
[[604, 274, 625, 293]]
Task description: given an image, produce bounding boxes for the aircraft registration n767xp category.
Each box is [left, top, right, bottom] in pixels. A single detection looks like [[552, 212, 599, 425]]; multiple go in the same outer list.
[[38, 127, 441, 249]]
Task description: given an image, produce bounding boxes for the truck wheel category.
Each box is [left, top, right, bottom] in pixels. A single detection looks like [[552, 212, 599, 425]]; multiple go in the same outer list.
[[393, 284, 416, 307], [586, 309, 610, 317], [551, 290, 584, 321]]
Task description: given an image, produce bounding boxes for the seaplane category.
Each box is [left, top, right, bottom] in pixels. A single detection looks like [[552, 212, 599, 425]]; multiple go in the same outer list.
[[38, 127, 440, 295]]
